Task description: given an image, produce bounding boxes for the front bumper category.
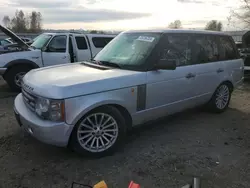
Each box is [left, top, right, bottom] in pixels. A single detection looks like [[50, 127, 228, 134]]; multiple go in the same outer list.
[[0, 68, 7, 76], [14, 93, 73, 147]]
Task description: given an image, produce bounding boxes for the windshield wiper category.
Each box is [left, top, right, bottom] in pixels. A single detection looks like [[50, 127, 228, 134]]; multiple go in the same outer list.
[[91, 60, 121, 68]]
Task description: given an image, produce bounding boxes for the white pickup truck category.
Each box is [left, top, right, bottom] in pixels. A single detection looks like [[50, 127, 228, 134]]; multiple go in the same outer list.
[[0, 25, 116, 91]]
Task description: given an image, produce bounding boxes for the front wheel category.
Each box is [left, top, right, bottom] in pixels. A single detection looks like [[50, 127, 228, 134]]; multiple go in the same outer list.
[[5, 65, 32, 92], [69, 106, 127, 157], [207, 83, 232, 113]]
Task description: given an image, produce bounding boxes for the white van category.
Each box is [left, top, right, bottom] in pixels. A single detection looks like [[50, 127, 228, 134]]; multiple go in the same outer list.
[[14, 29, 244, 157]]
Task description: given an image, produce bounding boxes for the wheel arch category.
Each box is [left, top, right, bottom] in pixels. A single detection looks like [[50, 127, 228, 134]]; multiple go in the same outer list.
[[74, 103, 133, 129], [3, 59, 39, 78], [67, 103, 132, 148], [220, 80, 234, 92]]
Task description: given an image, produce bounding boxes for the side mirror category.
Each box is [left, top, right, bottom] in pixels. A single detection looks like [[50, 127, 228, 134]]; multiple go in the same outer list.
[[41, 46, 48, 52], [155, 59, 177, 70]]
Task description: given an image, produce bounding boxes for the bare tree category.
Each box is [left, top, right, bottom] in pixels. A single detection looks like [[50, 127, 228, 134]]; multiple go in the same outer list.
[[2, 16, 10, 28], [90, 30, 98, 34], [30, 11, 37, 32], [168, 20, 182, 29], [11, 10, 28, 32], [205, 20, 223, 31], [37, 12, 42, 32], [4, 10, 42, 33], [231, 0, 250, 29]]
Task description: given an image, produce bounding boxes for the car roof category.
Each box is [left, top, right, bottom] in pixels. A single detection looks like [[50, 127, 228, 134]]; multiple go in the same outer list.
[[124, 29, 229, 36], [42, 32, 116, 37], [86, 34, 116, 37]]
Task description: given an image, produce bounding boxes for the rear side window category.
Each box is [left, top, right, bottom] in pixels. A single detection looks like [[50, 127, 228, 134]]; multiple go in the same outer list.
[[92, 37, 113, 48], [75, 36, 88, 50], [192, 35, 219, 64], [219, 36, 238, 60]]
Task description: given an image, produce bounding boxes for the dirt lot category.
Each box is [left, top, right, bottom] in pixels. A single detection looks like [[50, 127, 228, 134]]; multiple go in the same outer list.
[[0, 78, 250, 188]]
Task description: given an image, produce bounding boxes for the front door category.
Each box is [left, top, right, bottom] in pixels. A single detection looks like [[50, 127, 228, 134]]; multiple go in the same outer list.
[[42, 35, 70, 66], [144, 34, 198, 122]]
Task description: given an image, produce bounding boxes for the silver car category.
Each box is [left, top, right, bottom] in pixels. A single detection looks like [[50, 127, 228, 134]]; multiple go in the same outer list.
[[14, 30, 244, 157]]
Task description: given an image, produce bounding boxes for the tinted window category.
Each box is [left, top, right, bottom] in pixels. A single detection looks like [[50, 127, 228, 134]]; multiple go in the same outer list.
[[219, 36, 238, 60], [92, 37, 113, 48], [48, 35, 67, 52], [160, 34, 192, 67], [75, 36, 88, 49], [192, 35, 219, 64]]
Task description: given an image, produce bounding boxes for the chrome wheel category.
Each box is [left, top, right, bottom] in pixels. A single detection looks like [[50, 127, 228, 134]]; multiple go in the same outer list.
[[14, 72, 25, 87], [77, 113, 119, 153], [215, 85, 230, 109]]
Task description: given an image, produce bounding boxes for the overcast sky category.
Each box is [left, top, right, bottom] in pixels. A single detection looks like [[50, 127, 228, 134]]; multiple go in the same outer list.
[[0, 0, 242, 30]]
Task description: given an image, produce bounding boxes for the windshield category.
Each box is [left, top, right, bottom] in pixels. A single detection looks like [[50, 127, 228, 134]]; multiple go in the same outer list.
[[30, 34, 52, 49], [94, 32, 161, 69]]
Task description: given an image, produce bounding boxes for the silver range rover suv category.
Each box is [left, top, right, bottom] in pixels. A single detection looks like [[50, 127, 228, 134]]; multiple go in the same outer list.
[[14, 29, 244, 157]]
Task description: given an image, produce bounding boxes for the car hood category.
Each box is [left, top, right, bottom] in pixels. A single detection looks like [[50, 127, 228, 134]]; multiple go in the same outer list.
[[22, 62, 146, 99], [0, 25, 29, 49]]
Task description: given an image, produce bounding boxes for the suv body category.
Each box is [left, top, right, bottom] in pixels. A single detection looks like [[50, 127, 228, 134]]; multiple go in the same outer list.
[[14, 29, 244, 157], [0, 25, 116, 91]]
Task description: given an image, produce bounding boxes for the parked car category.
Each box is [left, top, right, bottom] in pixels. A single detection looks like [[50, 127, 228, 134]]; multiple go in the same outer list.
[[5, 37, 33, 45], [4, 37, 14, 44], [0, 25, 116, 91], [234, 41, 250, 78], [0, 38, 12, 46], [0, 39, 12, 52], [14, 29, 244, 157]]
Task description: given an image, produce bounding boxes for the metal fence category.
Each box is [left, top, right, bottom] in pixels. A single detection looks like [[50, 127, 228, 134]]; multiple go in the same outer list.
[[0, 33, 40, 39]]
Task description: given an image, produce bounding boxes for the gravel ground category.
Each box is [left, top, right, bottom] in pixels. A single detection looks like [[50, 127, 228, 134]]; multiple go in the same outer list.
[[0, 78, 250, 188]]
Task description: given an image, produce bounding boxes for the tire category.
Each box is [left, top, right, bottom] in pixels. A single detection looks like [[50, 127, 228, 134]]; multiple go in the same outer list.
[[5, 65, 32, 92], [207, 83, 232, 113], [69, 106, 127, 158]]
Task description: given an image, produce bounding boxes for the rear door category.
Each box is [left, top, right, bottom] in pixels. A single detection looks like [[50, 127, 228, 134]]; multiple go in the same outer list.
[[188, 34, 223, 103], [218, 36, 244, 83], [73, 34, 92, 62]]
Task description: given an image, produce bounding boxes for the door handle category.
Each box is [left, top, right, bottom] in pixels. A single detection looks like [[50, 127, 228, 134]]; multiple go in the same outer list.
[[62, 56, 67, 59], [185, 73, 196, 79], [217, 68, 224, 73]]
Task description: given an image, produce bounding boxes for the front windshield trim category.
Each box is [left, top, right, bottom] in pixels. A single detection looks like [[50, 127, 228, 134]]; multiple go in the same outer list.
[[30, 34, 53, 49]]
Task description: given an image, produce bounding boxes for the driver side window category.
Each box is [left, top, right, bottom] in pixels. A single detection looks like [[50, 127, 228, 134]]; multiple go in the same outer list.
[[161, 35, 191, 67], [48, 35, 67, 53]]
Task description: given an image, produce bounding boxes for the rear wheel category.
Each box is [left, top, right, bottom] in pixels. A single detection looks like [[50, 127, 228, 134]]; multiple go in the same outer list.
[[5, 65, 32, 92], [207, 83, 232, 113], [69, 106, 127, 157]]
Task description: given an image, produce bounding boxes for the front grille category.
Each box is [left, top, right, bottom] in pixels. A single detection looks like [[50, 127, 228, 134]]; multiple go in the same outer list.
[[22, 89, 37, 111]]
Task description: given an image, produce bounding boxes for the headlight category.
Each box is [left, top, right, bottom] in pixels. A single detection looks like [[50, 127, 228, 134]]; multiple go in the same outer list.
[[35, 97, 65, 122]]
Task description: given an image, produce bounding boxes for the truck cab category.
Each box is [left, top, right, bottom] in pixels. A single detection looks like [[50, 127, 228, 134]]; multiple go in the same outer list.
[[0, 25, 116, 91]]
